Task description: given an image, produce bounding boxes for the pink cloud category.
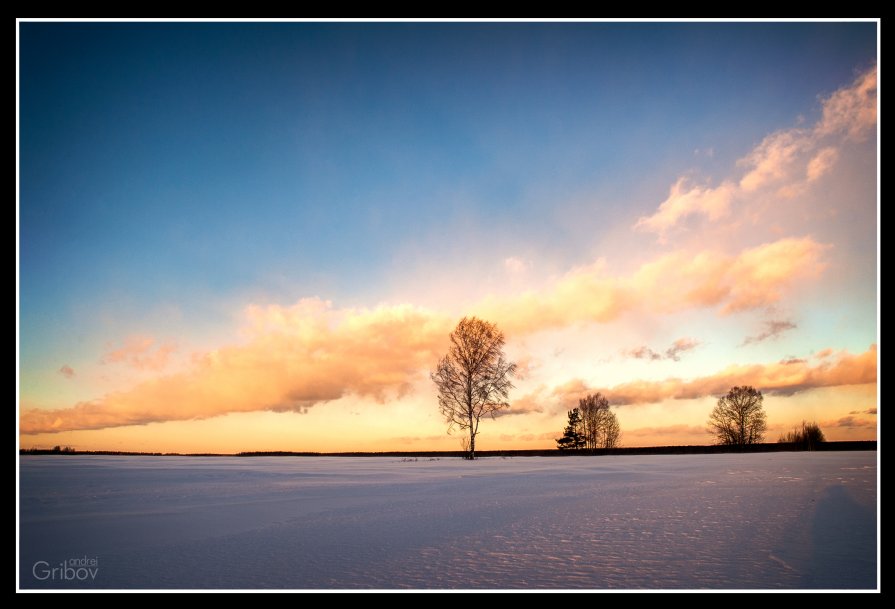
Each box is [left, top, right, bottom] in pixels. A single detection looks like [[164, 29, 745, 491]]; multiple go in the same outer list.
[[530, 344, 876, 408], [103, 336, 177, 371], [21, 300, 453, 434], [479, 237, 827, 335], [636, 65, 876, 237], [625, 337, 700, 361], [16, 231, 831, 435], [815, 66, 877, 141], [822, 416, 876, 429], [57, 365, 75, 379], [634, 178, 736, 237], [806, 147, 840, 182], [739, 129, 806, 193], [741, 319, 797, 346]]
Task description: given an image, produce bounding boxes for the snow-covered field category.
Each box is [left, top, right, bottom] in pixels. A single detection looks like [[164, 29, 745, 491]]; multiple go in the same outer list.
[[18, 452, 877, 590]]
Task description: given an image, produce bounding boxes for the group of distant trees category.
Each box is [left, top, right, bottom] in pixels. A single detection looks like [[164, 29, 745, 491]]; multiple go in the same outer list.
[[430, 316, 622, 459], [708, 386, 826, 449], [430, 317, 827, 460], [778, 420, 826, 449], [556, 393, 620, 450]]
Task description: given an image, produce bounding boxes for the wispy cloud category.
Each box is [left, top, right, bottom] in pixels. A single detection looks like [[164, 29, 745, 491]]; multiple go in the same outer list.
[[57, 365, 75, 379], [806, 147, 839, 182], [741, 319, 797, 346], [504, 256, 530, 274], [738, 129, 806, 193], [849, 408, 877, 415], [635, 65, 876, 238], [625, 337, 701, 361], [103, 336, 177, 371], [528, 344, 876, 408], [626, 346, 663, 361], [815, 66, 877, 140], [492, 391, 545, 418], [634, 178, 735, 237], [822, 415, 876, 429]]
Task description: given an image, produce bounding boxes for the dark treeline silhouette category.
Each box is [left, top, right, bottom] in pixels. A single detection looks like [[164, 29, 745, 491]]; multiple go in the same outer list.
[[20, 441, 875, 458], [21, 448, 167, 456]]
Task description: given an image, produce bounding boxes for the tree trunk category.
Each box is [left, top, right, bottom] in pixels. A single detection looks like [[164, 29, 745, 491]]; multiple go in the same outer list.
[[469, 430, 476, 460]]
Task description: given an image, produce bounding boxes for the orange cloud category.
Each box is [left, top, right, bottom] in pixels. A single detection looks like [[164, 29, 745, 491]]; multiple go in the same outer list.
[[103, 336, 177, 371], [815, 66, 877, 141], [634, 178, 736, 236], [21, 300, 452, 434], [739, 129, 806, 193], [18, 236, 830, 434], [636, 65, 876, 236], [806, 147, 840, 182], [821, 415, 876, 429], [534, 344, 876, 407], [492, 390, 546, 418], [480, 237, 827, 334]]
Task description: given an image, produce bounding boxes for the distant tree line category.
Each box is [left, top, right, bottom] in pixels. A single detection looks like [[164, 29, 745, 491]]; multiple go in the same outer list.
[[557, 392, 620, 450], [778, 420, 826, 449]]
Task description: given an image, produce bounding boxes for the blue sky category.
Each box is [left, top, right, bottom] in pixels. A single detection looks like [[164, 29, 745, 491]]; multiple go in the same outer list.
[[19, 22, 877, 451]]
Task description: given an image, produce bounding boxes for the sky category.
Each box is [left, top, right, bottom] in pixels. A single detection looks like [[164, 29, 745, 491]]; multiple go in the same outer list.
[[18, 21, 878, 453]]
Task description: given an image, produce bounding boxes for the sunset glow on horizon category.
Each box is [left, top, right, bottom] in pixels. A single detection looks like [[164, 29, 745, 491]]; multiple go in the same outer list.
[[18, 22, 878, 453]]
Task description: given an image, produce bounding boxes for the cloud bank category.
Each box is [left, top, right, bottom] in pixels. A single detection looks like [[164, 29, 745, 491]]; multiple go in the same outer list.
[[479, 236, 827, 334], [20, 69, 874, 438], [533, 344, 876, 408], [19, 234, 832, 435], [21, 300, 453, 434], [635, 66, 876, 237]]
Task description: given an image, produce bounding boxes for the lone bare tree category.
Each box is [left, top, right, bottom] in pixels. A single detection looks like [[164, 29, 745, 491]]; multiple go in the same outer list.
[[708, 385, 767, 446], [578, 392, 621, 449], [431, 317, 517, 459]]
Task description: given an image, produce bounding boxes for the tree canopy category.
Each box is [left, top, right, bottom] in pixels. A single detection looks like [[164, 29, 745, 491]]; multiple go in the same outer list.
[[708, 386, 767, 446]]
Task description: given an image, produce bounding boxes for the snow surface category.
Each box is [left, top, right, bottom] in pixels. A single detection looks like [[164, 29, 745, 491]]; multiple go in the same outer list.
[[18, 452, 877, 590]]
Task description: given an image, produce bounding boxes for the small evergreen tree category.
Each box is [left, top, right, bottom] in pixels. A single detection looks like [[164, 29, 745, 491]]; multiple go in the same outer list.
[[708, 386, 767, 445], [556, 408, 585, 450]]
